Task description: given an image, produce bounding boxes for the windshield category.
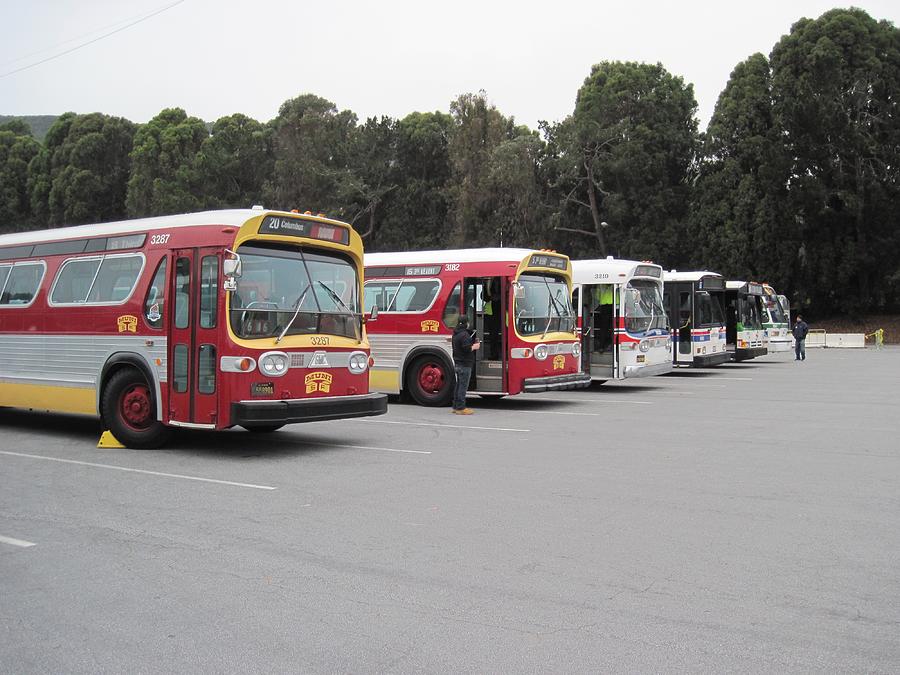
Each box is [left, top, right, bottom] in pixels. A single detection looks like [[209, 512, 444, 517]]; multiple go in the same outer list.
[[762, 294, 787, 324], [696, 291, 724, 326], [624, 280, 668, 332], [229, 244, 361, 341], [514, 273, 575, 336], [739, 296, 763, 330]]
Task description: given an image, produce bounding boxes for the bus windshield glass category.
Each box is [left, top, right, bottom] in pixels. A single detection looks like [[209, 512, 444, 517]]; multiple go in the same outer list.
[[762, 295, 786, 324], [740, 297, 763, 330], [624, 280, 668, 332], [230, 244, 360, 340], [514, 273, 574, 336], [695, 291, 724, 326]]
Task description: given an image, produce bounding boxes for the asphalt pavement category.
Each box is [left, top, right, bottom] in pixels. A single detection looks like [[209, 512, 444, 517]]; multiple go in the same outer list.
[[2, 347, 899, 673]]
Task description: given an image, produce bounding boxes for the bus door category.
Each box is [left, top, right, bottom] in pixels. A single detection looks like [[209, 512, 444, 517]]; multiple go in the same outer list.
[[677, 289, 692, 362], [582, 284, 615, 380], [463, 276, 506, 393], [169, 247, 221, 427]]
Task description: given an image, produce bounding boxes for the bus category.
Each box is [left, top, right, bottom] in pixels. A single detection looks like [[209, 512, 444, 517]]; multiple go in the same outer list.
[[0, 208, 387, 448], [662, 271, 729, 367], [364, 248, 590, 405], [760, 283, 791, 352], [571, 258, 672, 382], [724, 281, 768, 361]]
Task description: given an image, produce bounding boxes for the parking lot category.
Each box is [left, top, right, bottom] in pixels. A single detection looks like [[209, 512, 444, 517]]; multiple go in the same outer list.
[[2, 347, 899, 672]]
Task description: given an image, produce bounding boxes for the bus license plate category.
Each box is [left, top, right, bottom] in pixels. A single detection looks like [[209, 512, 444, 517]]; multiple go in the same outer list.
[[252, 382, 275, 397]]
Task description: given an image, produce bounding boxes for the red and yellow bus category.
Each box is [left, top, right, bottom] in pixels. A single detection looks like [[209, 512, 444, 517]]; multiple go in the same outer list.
[[363, 248, 591, 405], [0, 208, 387, 448]]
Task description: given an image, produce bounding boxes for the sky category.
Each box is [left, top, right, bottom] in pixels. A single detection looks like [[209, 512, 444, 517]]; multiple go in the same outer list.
[[2, 0, 899, 133]]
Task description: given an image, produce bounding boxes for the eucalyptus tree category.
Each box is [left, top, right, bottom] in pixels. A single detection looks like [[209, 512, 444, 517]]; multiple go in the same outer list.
[[265, 94, 357, 217], [549, 61, 699, 265], [126, 108, 208, 217], [196, 113, 272, 209], [770, 8, 900, 312], [692, 53, 793, 286], [24, 112, 136, 227], [0, 121, 41, 230]]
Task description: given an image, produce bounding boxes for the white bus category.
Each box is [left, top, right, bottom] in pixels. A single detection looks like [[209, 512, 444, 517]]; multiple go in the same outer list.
[[663, 271, 730, 367], [571, 258, 672, 382], [761, 283, 791, 352], [724, 281, 767, 361]]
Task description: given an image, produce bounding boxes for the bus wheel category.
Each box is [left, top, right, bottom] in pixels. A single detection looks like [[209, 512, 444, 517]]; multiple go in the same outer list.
[[407, 356, 453, 406], [241, 424, 284, 433], [101, 368, 171, 449]]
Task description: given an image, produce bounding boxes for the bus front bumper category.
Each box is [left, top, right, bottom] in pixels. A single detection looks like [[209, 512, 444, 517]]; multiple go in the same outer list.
[[692, 352, 731, 368], [231, 392, 388, 426], [732, 347, 767, 361], [523, 372, 592, 392], [623, 361, 673, 378]]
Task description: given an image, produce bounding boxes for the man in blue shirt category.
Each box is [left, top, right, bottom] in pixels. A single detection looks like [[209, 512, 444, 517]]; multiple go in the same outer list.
[[793, 315, 809, 361], [451, 317, 480, 414]]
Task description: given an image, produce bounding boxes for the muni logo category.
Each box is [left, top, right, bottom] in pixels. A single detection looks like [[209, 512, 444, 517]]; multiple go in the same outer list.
[[552, 354, 566, 371], [305, 371, 333, 394], [117, 315, 138, 333], [420, 320, 440, 333]]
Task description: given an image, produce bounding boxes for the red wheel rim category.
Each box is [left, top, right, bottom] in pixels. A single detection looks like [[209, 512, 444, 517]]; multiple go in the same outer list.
[[417, 362, 445, 393], [120, 384, 152, 431]]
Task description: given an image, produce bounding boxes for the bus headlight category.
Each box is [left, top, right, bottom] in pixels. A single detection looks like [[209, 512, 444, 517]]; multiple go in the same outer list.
[[571, 341, 581, 359], [259, 351, 289, 377], [534, 344, 549, 361], [348, 351, 369, 374], [639, 340, 650, 353]]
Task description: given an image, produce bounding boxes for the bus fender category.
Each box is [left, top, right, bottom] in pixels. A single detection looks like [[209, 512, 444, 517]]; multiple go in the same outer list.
[[98, 352, 163, 421], [401, 346, 454, 391]]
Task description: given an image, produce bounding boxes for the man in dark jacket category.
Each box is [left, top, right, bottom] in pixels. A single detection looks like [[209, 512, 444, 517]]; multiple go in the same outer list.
[[451, 317, 480, 414], [793, 315, 809, 361]]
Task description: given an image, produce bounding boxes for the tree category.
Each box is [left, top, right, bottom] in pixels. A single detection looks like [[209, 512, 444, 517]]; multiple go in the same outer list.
[[374, 111, 454, 251], [692, 54, 793, 286], [196, 113, 272, 209], [23, 112, 136, 227], [0, 122, 41, 231], [770, 8, 900, 312], [344, 116, 399, 244], [265, 94, 357, 217], [126, 108, 208, 217], [447, 91, 522, 247], [549, 62, 699, 265]]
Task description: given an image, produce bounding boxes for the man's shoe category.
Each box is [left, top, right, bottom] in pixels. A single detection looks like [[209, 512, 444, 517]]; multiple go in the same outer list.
[[454, 408, 474, 415]]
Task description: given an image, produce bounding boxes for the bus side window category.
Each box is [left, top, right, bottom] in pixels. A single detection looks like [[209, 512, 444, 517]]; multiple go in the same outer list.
[[442, 282, 461, 328], [144, 257, 167, 329]]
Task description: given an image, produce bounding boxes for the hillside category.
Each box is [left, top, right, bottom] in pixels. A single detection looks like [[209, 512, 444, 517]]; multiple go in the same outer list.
[[0, 115, 59, 141]]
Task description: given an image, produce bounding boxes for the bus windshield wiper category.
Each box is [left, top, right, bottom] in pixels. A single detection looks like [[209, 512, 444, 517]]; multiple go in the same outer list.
[[276, 285, 311, 344], [317, 281, 355, 317]]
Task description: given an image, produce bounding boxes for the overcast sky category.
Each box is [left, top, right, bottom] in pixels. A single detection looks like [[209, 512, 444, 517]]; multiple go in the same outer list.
[[2, 1, 898, 132]]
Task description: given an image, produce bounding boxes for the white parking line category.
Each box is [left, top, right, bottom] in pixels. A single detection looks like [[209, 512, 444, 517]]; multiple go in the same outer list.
[[0, 534, 36, 548], [521, 397, 653, 405], [0, 450, 277, 490], [330, 443, 431, 455], [710, 377, 753, 381], [355, 419, 530, 433]]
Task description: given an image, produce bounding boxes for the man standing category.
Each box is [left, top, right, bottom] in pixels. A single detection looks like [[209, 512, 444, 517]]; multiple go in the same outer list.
[[451, 317, 480, 414], [793, 315, 809, 361]]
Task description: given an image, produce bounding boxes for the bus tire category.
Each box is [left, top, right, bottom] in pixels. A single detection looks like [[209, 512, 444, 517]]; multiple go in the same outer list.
[[100, 368, 171, 449], [406, 355, 454, 407], [241, 424, 284, 433]]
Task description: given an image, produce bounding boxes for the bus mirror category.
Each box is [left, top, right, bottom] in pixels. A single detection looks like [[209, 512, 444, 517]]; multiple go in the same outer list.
[[223, 257, 242, 279], [367, 306, 379, 322]]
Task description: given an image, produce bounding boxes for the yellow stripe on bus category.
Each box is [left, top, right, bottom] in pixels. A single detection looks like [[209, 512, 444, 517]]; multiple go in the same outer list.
[[0, 382, 96, 415]]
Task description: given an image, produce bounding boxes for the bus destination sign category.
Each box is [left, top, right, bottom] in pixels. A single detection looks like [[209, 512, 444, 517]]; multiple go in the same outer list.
[[259, 215, 350, 245], [699, 276, 725, 291], [635, 265, 662, 278], [528, 254, 567, 271]]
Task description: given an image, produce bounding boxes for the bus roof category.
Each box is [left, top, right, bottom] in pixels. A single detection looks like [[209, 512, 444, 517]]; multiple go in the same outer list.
[[0, 208, 349, 247], [571, 258, 663, 283], [663, 270, 723, 282], [365, 248, 546, 266]]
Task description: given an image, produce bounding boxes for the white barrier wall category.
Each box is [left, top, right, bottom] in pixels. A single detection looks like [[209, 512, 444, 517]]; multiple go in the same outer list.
[[806, 330, 827, 348], [825, 333, 866, 348]]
